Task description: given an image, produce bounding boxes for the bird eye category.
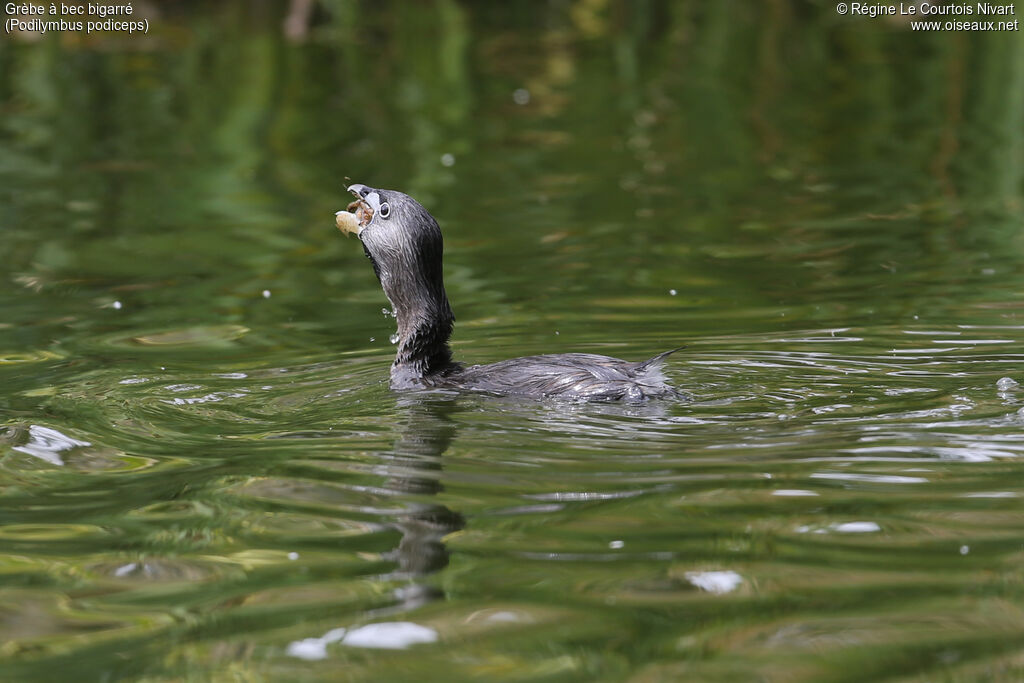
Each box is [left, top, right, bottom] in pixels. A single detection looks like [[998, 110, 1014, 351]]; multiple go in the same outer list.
[[379, 202, 391, 219]]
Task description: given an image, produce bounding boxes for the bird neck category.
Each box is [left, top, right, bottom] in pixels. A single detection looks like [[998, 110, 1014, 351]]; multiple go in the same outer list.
[[388, 289, 455, 384]]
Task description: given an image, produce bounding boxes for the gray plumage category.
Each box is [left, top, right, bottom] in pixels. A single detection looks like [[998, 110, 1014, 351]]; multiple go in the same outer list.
[[341, 183, 684, 402]]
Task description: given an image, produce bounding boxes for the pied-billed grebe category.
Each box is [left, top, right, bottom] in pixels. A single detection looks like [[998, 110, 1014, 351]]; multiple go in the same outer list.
[[336, 184, 683, 402]]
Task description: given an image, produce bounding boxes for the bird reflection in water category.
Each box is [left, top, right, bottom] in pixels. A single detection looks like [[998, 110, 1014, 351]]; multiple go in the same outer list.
[[374, 395, 465, 612], [286, 395, 463, 658]]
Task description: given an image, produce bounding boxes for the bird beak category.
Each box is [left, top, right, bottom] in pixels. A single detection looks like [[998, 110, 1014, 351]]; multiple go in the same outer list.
[[335, 183, 379, 236], [347, 183, 382, 215]]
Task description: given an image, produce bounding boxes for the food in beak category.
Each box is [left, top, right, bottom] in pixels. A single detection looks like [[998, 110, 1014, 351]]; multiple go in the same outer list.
[[335, 209, 360, 235], [335, 198, 374, 235], [350, 199, 374, 224]]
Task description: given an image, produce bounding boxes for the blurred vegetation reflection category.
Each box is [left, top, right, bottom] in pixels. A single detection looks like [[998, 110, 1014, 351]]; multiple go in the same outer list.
[[0, 1, 1023, 680]]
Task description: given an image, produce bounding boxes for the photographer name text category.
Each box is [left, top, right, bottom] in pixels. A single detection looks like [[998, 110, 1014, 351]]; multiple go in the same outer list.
[[836, 2, 1018, 30]]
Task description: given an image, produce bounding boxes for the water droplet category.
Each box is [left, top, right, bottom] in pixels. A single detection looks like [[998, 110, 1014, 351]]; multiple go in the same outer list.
[[997, 377, 1019, 391], [288, 552, 299, 560], [440, 153, 455, 167], [609, 540, 624, 549], [369, 337, 375, 342], [382, 308, 395, 318], [112, 301, 122, 310], [959, 545, 970, 555], [262, 290, 271, 299], [389, 333, 400, 345], [669, 289, 677, 296], [513, 88, 530, 105]]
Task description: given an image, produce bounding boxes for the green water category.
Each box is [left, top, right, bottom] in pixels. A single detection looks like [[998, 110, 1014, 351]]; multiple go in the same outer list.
[[2, 2, 1024, 680]]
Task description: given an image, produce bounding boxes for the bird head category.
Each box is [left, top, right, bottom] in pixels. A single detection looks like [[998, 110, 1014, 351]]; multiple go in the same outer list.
[[336, 184, 450, 333]]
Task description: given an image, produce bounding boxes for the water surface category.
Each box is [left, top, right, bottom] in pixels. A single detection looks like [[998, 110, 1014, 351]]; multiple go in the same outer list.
[[1, 2, 1023, 680]]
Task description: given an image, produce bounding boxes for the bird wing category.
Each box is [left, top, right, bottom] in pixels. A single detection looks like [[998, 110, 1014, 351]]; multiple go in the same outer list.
[[454, 354, 645, 400]]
